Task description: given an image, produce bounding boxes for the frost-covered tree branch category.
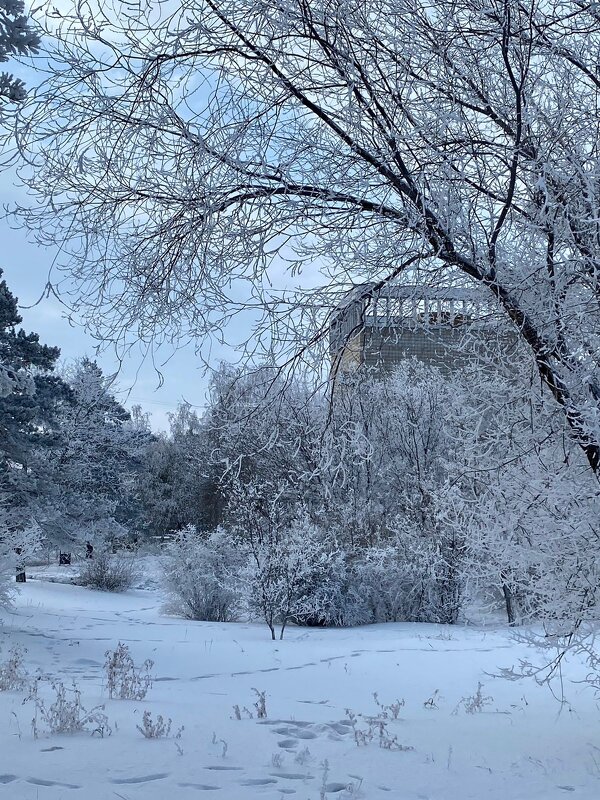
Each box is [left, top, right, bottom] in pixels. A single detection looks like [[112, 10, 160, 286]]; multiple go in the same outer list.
[[11, 0, 600, 469]]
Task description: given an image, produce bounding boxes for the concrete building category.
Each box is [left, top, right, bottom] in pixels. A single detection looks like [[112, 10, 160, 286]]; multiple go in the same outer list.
[[329, 282, 512, 375]]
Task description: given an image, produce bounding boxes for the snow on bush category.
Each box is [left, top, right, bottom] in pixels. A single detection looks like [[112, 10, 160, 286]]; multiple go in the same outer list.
[[162, 526, 244, 622], [160, 509, 465, 636], [243, 516, 349, 638], [0, 644, 27, 691], [78, 550, 139, 592], [104, 642, 153, 700], [27, 677, 111, 737], [351, 534, 463, 626], [136, 709, 183, 739]]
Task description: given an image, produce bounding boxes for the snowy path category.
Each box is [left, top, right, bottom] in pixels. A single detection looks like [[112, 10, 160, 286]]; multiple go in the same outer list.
[[0, 580, 598, 799]]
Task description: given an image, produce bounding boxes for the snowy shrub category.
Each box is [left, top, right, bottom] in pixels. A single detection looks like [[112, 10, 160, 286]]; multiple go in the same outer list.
[[343, 548, 407, 624], [344, 707, 412, 751], [288, 534, 354, 628], [104, 642, 153, 700], [295, 747, 311, 765], [162, 526, 244, 622], [352, 535, 464, 625], [78, 550, 139, 592], [243, 516, 350, 638], [452, 682, 493, 714], [231, 689, 267, 719], [136, 709, 183, 739], [372, 692, 405, 720], [253, 688, 267, 718], [0, 645, 27, 691], [27, 677, 111, 737]]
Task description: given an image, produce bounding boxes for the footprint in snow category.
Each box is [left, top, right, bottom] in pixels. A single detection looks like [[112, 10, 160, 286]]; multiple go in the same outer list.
[[27, 777, 80, 788], [111, 773, 169, 784], [269, 772, 314, 781], [272, 726, 317, 740], [324, 783, 350, 793], [178, 782, 221, 790], [298, 699, 329, 705], [204, 766, 243, 771]]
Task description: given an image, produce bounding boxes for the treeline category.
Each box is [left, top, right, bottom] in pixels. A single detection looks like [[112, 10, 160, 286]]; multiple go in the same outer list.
[[154, 359, 600, 638], [2, 267, 599, 639], [0, 271, 152, 597]]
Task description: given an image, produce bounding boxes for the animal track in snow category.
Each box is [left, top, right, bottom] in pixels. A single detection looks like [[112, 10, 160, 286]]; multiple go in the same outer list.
[[270, 772, 314, 781], [27, 777, 80, 788], [204, 765, 243, 771], [178, 782, 221, 790], [324, 783, 350, 793], [111, 773, 169, 784], [298, 698, 329, 705]]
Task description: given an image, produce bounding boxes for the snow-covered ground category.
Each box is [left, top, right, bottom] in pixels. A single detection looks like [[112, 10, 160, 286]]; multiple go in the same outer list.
[[1, 573, 598, 799]]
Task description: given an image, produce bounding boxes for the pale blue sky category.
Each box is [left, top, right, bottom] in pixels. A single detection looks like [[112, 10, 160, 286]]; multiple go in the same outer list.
[[1, 44, 323, 427], [0, 38, 232, 430]]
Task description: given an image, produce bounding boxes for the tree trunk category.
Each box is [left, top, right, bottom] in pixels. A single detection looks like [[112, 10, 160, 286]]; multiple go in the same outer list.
[[501, 578, 518, 626]]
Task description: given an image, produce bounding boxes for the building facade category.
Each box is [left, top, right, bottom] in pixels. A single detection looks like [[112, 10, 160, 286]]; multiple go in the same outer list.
[[329, 283, 513, 375]]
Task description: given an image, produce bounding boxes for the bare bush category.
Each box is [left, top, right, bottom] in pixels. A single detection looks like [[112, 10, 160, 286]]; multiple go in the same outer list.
[[253, 688, 267, 719], [78, 550, 138, 592], [136, 709, 183, 739], [27, 677, 111, 737], [104, 642, 153, 701], [0, 645, 27, 691], [452, 682, 493, 715], [162, 527, 243, 622], [345, 707, 412, 751]]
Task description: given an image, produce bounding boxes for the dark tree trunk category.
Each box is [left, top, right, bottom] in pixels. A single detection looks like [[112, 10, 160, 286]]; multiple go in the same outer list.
[[501, 577, 518, 626]]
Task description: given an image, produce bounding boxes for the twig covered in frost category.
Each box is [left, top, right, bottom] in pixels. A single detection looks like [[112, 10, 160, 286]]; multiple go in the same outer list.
[[253, 688, 267, 718], [26, 677, 111, 738], [104, 642, 153, 700], [423, 689, 440, 710], [345, 707, 412, 751], [373, 692, 405, 720], [136, 709, 183, 739], [452, 682, 493, 715], [0, 645, 27, 691]]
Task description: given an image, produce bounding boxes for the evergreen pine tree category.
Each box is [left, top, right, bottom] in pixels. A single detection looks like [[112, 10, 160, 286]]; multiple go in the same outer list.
[[0, 269, 65, 591]]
